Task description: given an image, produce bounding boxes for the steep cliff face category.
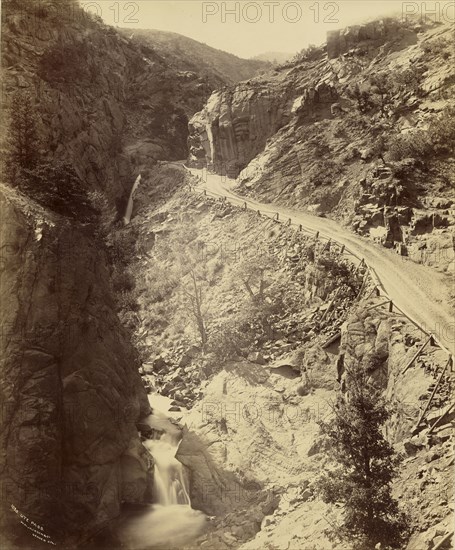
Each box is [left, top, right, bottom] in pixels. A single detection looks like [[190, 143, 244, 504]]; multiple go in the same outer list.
[[188, 73, 338, 176], [0, 185, 152, 546], [0, 0, 222, 545], [1, 0, 224, 210], [188, 19, 455, 272]]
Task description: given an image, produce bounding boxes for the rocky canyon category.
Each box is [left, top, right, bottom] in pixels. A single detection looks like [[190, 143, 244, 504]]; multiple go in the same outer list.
[[0, 2, 454, 550]]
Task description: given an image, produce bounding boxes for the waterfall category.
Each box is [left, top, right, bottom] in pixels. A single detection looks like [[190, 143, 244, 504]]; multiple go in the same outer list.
[[142, 396, 192, 508], [123, 174, 141, 225], [145, 434, 191, 506], [100, 397, 206, 548]]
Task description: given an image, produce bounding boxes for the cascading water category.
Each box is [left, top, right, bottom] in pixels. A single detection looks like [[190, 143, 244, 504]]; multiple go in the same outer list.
[[143, 427, 191, 506], [123, 174, 141, 225], [108, 394, 206, 549]]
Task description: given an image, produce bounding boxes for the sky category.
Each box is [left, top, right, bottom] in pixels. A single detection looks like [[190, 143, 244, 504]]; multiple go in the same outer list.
[[84, 1, 416, 58]]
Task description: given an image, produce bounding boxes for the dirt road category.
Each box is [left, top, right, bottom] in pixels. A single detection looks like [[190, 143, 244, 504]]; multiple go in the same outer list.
[[186, 167, 454, 356]]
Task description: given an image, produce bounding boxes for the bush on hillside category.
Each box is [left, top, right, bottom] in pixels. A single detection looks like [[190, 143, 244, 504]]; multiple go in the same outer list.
[[317, 255, 355, 286], [393, 66, 425, 97], [207, 320, 250, 363], [292, 44, 320, 63], [106, 228, 138, 267], [422, 37, 452, 58], [428, 107, 455, 155], [346, 84, 374, 113], [369, 73, 395, 115], [387, 130, 432, 162], [386, 108, 455, 162]]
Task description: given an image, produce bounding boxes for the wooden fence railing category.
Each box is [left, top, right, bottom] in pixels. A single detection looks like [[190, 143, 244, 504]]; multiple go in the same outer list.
[[186, 176, 454, 419]]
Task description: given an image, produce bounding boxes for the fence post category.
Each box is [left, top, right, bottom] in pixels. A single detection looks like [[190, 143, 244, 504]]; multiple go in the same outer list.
[[203, 190, 207, 196], [415, 356, 451, 430], [355, 258, 365, 274], [428, 402, 455, 435], [340, 244, 345, 254], [315, 231, 319, 239], [275, 213, 279, 221], [244, 202, 247, 210], [402, 334, 434, 375], [388, 301, 394, 312], [257, 210, 261, 217], [288, 218, 292, 226], [431, 531, 453, 550], [299, 224, 302, 231]]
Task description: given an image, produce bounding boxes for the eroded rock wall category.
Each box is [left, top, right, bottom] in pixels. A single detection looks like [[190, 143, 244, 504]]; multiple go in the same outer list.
[[338, 301, 450, 444], [0, 188, 152, 546], [188, 80, 338, 176]]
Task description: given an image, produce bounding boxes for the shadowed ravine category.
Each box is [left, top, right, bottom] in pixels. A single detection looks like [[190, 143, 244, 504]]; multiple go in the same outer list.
[[1, 2, 454, 548]]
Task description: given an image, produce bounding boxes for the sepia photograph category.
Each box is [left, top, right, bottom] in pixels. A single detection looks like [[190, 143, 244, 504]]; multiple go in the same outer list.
[[0, 1, 454, 549]]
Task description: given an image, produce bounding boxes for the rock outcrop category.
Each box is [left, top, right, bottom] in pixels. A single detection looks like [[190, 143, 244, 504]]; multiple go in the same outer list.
[[187, 18, 454, 273], [0, 186, 152, 546], [188, 79, 338, 176], [326, 18, 401, 59]]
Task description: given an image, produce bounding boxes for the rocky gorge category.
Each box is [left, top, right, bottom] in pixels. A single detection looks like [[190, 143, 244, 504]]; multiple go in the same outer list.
[[105, 163, 454, 549], [188, 18, 455, 275], [0, 1, 454, 549], [0, 0, 265, 546]]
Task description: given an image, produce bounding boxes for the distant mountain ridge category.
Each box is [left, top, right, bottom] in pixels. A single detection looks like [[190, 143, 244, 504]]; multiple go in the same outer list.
[[121, 28, 270, 86], [251, 51, 294, 64]]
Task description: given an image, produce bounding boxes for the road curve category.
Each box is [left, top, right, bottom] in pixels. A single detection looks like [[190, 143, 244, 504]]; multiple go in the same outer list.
[[186, 167, 454, 356]]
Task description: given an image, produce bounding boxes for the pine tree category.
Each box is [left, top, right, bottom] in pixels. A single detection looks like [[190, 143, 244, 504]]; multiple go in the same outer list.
[[369, 73, 394, 116], [4, 91, 41, 184], [316, 362, 407, 549]]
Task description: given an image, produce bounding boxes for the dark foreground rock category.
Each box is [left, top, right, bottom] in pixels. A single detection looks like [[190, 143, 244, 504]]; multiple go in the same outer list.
[[0, 188, 152, 547]]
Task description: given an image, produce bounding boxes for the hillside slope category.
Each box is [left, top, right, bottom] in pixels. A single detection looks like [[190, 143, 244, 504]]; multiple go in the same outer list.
[[188, 18, 455, 274], [123, 28, 269, 87]]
